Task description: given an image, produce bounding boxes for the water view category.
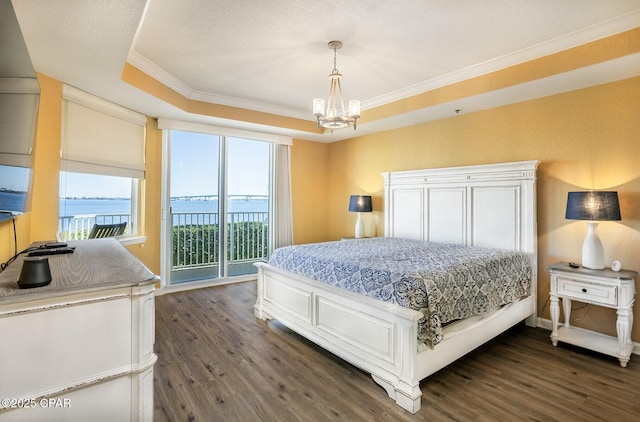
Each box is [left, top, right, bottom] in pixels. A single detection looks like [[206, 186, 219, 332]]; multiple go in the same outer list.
[[59, 197, 268, 217], [58, 197, 269, 237]]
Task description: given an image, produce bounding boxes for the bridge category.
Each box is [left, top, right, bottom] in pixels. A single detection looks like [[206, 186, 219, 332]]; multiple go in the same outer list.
[[170, 194, 268, 202]]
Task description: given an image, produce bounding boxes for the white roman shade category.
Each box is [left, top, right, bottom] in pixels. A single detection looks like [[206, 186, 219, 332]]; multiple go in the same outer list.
[[0, 78, 39, 168], [61, 85, 146, 178]]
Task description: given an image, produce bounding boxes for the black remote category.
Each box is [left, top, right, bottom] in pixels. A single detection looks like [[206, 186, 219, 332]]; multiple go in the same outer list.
[[28, 247, 76, 256], [41, 242, 68, 249]]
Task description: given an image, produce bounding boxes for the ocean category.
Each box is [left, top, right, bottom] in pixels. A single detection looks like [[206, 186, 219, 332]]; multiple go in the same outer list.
[[0, 190, 27, 213], [59, 198, 269, 217], [58, 198, 269, 232]]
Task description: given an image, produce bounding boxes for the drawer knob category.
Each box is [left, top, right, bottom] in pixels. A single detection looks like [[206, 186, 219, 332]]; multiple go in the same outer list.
[[582, 288, 587, 293]]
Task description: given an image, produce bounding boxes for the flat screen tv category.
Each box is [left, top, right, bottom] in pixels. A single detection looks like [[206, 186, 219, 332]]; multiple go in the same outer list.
[[0, 0, 39, 224], [0, 164, 31, 223]]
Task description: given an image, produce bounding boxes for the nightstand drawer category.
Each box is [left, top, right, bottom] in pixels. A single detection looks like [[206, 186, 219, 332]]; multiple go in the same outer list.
[[556, 276, 617, 306]]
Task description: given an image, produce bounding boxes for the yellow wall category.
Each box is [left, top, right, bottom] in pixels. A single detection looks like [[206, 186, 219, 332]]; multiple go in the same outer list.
[[290, 138, 330, 244], [0, 212, 29, 260], [322, 76, 640, 339], [30, 74, 62, 241], [125, 117, 162, 274]]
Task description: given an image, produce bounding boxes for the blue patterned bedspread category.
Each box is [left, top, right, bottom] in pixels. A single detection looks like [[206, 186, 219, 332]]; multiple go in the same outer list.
[[268, 237, 531, 347]]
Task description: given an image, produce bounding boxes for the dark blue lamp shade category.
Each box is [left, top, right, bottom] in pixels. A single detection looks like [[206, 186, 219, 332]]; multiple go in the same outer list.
[[348, 195, 372, 213], [565, 191, 621, 221]]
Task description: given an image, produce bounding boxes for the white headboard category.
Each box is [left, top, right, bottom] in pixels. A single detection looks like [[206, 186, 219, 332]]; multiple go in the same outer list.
[[381, 160, 539, 294]]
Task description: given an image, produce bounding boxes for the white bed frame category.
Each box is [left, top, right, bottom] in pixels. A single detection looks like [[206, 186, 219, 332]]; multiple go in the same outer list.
[[254, 160, 539, 413]]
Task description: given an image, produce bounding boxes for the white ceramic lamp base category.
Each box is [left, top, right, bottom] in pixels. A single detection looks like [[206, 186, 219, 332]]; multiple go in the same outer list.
[[354, 212, 365, 238], [582, 221, 605, 269]]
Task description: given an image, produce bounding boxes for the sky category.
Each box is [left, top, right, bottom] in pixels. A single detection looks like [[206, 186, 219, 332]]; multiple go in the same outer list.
[[170, 130, 269, 197], [58, 130, 270, 198], [59, 172, 131, 198], [0, 165, 31, 192]]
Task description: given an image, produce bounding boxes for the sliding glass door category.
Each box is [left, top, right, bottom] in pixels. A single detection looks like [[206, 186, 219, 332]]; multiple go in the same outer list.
[[165, 130, 270, 285], [226, 137, 270, 276]]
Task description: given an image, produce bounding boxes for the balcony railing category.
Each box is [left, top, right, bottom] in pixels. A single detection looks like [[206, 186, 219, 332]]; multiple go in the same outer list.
[[58, 211, 268, 271], [171, 211, 268, 269], [59, 214, 131, 240]]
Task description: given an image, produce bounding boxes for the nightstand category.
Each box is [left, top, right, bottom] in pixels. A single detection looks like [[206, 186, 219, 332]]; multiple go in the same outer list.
[[549, 262, 637, 367]]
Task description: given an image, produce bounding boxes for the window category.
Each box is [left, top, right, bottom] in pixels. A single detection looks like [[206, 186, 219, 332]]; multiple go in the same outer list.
[[58, 85, 146, 240], [59, 172, 139, 239]]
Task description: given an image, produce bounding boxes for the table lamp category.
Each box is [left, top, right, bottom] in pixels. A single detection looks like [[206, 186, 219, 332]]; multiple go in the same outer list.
[[565, 191, 621, 269], [348, 195, 372, 238]]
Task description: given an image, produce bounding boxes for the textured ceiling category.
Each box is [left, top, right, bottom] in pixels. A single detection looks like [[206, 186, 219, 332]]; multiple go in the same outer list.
[[9, 0, 640, 142], [133, 0, 640, 114]]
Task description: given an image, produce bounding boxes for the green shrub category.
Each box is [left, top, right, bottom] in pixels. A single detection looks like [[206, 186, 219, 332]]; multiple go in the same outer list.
[[172, 222, 267, 268]]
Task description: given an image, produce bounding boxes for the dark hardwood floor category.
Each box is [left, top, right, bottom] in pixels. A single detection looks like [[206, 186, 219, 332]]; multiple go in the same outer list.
[[154, 281, 640, 421]]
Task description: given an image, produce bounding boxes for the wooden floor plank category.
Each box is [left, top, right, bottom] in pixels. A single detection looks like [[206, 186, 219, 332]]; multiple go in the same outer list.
[[154, 281, 640, 421]]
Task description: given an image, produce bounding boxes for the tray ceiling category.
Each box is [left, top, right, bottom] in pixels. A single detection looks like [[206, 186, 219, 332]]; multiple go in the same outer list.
[[10, 0, 640, 142]]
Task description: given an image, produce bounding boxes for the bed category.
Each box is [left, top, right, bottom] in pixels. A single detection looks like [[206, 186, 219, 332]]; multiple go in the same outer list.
[[254, 160, 539, 413]]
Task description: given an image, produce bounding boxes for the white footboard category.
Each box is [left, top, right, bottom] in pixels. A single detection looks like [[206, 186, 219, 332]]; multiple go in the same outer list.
[[254, 262, 424, 413]]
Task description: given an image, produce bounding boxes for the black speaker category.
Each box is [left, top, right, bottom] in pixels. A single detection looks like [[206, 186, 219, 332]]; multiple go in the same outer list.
[[18, 257, 52, 289]]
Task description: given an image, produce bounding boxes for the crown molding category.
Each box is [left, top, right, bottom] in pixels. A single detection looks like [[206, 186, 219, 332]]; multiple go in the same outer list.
[[188, 89, 311, 121], [127, 10, 640, 124], [363, 10, 640, 109], [126, 50, 310, 121], [126, 50, 195, 98]]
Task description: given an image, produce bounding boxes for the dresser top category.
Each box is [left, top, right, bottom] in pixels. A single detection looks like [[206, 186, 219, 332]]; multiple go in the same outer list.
[[0, 239, 157, 304], [549, 262, 637, 280]]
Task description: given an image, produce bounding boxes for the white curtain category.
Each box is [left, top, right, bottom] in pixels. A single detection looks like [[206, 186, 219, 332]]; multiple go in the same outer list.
[[270, 143, 293, 250]]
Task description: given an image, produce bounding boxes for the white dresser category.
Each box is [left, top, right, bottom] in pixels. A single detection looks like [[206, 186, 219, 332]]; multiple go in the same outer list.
[[0, 239, 158, 421]]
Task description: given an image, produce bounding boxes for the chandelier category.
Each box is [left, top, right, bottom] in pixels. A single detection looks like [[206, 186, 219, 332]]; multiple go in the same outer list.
[[313, 41, 360, 132]]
